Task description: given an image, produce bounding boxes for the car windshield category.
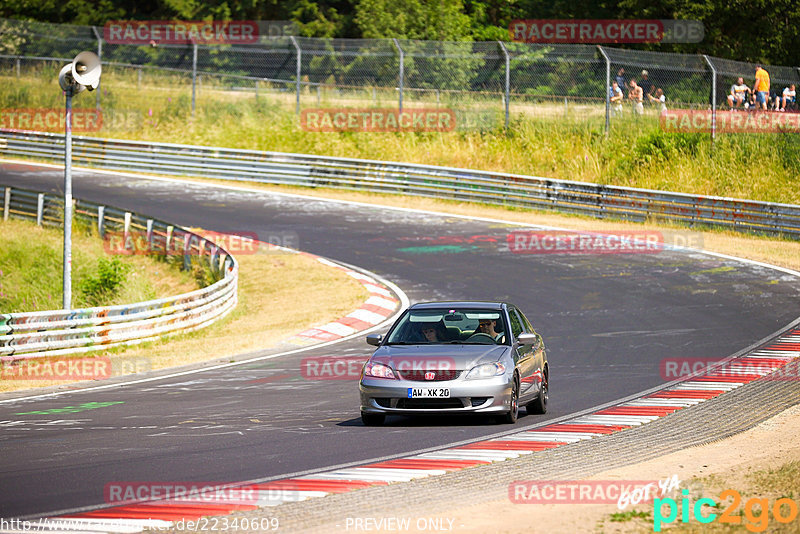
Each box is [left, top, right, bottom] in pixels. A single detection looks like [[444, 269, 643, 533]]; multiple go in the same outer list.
[[385, 308, 508, 345]]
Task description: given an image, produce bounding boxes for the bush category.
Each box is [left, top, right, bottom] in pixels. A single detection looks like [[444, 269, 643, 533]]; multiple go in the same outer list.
[[78, 256, 131, 307]]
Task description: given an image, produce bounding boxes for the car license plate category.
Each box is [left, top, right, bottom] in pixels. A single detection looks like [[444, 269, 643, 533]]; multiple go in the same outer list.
[[408, 388, 450, 398]]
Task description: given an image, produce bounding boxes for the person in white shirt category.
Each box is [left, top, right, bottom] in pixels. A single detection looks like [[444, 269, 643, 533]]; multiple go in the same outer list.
[[778, 84, 796, 111]]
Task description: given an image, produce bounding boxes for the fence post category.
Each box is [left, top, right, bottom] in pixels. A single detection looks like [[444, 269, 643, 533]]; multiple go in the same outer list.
[[393, 38, 404, 113], [97, 206, 105, 237], [598, 46, 611, 136], [498, 41, 510, 129], [124, 212, 132, 243], [703, 55, 716, 146], [3, 187, 10, 221], [290, 36, 301, 115], [36, 193, 44, 226], [92, 26, 102, 110], [16, 57, 20, 78], [191, 43, 198, 117], [146, 219, 154, 252]]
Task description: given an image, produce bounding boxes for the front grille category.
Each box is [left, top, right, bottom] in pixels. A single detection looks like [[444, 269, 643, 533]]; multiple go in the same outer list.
[[397, 370, 462, 382], [396, 398, 465, 409]]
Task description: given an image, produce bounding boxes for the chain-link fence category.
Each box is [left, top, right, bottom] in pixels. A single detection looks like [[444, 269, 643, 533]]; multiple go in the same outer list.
[[1, 17, 799, 135]]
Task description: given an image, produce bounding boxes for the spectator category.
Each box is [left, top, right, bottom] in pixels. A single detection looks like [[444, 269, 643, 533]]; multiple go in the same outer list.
[[727, 77, 750, 110], [778, 84, 796, 111], [648, 87, 667, 112], [753, 65, 770, 110], [628, 79, 644, 115], [609, 81, 624, 116], [639, 70, 654, 104], [615, 67, 625, 89]]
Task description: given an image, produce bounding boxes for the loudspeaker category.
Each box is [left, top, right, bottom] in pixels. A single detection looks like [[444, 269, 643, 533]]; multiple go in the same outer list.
[[58, 52, 101, 92], [58, 64, 85, 93], [71, 51, 102, 90]]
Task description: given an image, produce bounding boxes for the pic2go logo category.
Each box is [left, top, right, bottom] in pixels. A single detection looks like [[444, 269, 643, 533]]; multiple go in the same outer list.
[[655, 489, 799, 532]]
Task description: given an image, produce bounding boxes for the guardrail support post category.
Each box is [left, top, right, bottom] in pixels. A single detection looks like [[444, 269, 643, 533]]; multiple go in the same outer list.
[[3, 187, 10, 221], [191, 43, 198, 117], [166, 225, 174, 254], [290, 36, 301, 115], [183, 233, 192, 271], [36, 193, 44, 226], [598, 46, 611, 136], [146, 219, 154, 252], [393, 39, 404, 113], [498, 41, 510, 130], [97, 206, 105, 237], [703, 55, 717, 148], [123, 211, 131, 242]]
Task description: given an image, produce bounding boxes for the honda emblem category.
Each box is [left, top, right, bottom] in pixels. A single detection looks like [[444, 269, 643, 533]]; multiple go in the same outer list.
[[425, 371, 435, 380]]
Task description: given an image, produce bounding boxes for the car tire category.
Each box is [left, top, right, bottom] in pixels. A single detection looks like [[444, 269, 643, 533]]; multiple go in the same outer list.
[[497, 376, 519, 424], [361, 412, 385, 426], [527, 368, 548, 415]]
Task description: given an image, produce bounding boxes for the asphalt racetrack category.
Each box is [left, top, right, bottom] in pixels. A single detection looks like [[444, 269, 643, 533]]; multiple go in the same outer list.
[[2, 160, 799, 518]]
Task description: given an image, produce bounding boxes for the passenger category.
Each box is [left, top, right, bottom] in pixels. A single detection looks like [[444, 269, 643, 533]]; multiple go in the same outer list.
[[419, 321, 445, 343]]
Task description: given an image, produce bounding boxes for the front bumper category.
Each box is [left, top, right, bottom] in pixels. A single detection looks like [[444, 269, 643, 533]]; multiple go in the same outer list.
[[359, 375, 513, 415]]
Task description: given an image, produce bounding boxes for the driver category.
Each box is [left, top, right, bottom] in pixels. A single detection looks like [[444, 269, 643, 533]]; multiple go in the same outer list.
[[475, 318, 503, 342]]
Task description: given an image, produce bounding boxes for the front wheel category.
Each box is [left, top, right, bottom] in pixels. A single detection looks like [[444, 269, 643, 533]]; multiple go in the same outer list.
[[361, 412, 385, 426], [527, 369, 548, 415], [497, 377, 519, 424]]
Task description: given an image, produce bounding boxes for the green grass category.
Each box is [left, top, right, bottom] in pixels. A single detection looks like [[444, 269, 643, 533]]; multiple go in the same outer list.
[[2, 66, 799, 206], [0, 218, 198, 312]]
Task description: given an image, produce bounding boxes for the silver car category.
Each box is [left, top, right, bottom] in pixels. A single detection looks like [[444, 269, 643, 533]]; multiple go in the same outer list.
[[359, 302, 548, 426]]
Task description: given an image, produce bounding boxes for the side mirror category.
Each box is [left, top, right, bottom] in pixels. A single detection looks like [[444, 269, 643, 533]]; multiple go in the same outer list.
[[517, 333, 539, 346], [366, 333, 383, 346]]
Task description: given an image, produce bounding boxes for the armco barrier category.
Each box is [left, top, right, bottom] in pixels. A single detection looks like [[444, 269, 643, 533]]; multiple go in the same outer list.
[[2, 129, 799, 238], [0, 185, 238, 361]]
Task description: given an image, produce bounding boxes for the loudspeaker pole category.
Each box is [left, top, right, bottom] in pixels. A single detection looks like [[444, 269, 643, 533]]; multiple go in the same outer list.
[[63, 85, 73, 310]]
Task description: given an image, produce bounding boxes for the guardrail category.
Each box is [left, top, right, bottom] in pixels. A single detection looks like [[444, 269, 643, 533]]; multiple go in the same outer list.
[[2, 129, 799, 238], [0, 185, 238, 361]]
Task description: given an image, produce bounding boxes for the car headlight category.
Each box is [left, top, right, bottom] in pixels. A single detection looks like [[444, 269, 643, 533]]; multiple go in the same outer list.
[[363, 362, 396, 379], [465, 362, 506, 379]]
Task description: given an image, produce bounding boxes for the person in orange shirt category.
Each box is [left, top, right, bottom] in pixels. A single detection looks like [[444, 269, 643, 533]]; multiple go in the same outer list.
[[753, 65, 770, 110]]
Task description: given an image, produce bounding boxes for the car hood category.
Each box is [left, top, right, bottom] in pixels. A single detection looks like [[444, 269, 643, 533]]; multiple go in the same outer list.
[[370, 344, 508, 371]]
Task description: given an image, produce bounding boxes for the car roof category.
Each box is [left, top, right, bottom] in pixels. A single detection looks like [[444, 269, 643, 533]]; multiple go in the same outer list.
[[409, 301, 507, 311]]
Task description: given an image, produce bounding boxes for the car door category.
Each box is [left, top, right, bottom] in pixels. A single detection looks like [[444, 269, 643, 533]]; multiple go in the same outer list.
[[509, 307, 536, 398], [518, 308, 546, 396]]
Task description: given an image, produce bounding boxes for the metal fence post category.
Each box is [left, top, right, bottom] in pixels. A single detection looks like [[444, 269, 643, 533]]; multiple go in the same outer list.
[[393, 38, 404, 113], [97, 205, 105, 237], [92, 26, 102, 110], [703, 55, 717, 146], [290, 36, 301, 115], [36, 193, 44, 226], [3, 187, 10, 221], [498, 41, 510, 129], [598, 46, 610, 136], [191, 43, 198, 117], [15, 57, 20, 78]]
